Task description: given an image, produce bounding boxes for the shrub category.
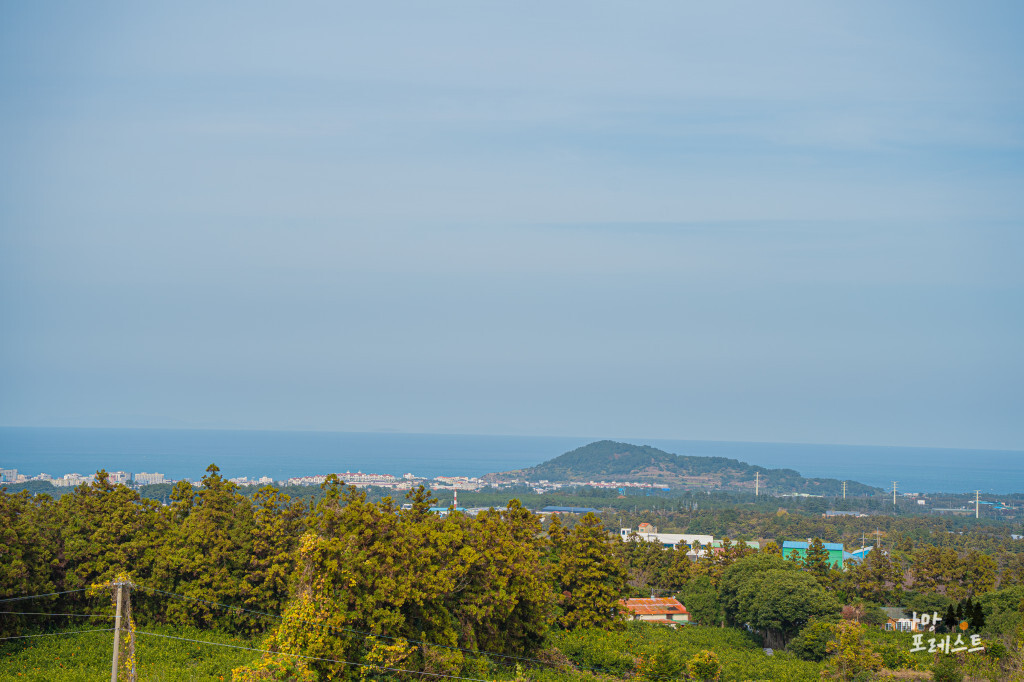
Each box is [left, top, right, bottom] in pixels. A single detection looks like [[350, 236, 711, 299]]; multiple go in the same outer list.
[[878, 642, 913, 670], [635, 645, 684, 681], [930, 654, 962, 682], [789, 620, 835, 662], [687, 649, 722, 681]]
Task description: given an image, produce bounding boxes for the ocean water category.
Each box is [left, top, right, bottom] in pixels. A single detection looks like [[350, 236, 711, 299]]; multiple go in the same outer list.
[[0, 427, 1020, 494]]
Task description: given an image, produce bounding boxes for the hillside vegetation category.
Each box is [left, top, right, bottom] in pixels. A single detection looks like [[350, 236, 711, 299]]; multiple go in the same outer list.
[[494, 440, 878, 495]]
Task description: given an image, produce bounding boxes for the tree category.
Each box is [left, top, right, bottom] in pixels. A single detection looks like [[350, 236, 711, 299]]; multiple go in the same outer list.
[[789, 620, 836, 661], [824, 621, 882, 680], [0, 490, 59, 636], [721, 554, 839, 649], [239, 486, 307, 632], [849, 548, 903, 604], [234, 489, 556, 680], [660, 547, 692, 592], [554, 513, 628, 630], [944, 604, 957, 631], [973, 599, 986, 630], [55, 471, 165, 618], [151, 464, 255, 630], [805, 538, 832, 578], [691, 536, 753, 588], [963, 550, 997, 598], [719, 553, 797, 624], [678, 575, 722, 627]]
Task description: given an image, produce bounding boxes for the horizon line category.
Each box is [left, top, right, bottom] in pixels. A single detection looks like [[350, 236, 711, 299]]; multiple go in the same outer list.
[[1, 424, 1021, 455]]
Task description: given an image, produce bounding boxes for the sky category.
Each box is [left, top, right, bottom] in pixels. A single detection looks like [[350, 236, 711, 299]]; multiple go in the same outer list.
[[1, 2, 1022, 450]]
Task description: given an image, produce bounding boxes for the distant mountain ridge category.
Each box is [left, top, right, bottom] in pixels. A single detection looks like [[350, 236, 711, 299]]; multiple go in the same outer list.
[[490, 440, 880, 495]]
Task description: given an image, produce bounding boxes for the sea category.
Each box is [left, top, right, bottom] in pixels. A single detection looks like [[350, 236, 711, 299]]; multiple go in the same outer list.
[[0, 427, 1021, 494]]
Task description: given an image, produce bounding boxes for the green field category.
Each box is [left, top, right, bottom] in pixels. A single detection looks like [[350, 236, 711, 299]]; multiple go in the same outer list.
[[0, 622, 824, 681], [0, 625, 259, 681], [2, 621, 1010, 681]]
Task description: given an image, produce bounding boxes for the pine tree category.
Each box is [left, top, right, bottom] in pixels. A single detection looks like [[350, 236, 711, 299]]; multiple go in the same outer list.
[[151, 464, 255, 630], [944, 604, 957, 630], [555, 513, 629, 631], [973, 599, 986, 629], [240, 485, 306, 633], [805, 538, 831, 580]]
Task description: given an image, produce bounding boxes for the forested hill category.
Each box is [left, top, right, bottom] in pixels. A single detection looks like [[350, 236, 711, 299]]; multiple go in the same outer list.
[[492, 440, 879, 495]]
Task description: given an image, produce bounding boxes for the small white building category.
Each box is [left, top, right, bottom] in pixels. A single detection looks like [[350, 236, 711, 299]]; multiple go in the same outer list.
[[620, 525, 713, 549]]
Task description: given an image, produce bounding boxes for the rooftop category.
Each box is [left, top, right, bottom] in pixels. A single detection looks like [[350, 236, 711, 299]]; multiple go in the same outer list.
[[782, 540, 845, 551], [622, 597, 688, 616]]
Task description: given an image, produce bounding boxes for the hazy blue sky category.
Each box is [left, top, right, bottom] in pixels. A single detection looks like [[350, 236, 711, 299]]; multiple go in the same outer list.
[[1, 2, 1022, 449]]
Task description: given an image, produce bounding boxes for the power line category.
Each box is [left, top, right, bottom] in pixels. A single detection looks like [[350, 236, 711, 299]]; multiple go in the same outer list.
[[134, 584, 687, 679], [133, 585, 277, 620], [0, 612, 115, 618], [133, 630, 497, 682], [0, 627, 114, 642], [0, 588, 90, 604], [133, 583, 591, 673]]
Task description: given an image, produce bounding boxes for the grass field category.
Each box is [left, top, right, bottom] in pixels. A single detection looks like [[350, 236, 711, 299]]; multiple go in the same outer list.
[[1, 622, 818, 681], [0, 625, 259, 681], [1, 621, 1000, 681]]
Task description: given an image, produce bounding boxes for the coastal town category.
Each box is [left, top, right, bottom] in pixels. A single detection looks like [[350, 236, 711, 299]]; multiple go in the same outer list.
[[0, 465, 672, 494]]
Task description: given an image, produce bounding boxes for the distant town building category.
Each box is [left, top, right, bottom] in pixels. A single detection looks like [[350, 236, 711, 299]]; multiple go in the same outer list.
[[620, 526, 713, 550], [0, 468, 17, 483], [337, 471, 399, 487], [134, 472, 165, 486], [52, 473, 94, 487], [287, 474, 328, 486], [433, 476, 482, 490], [621, 598, 689, 627], [542, 506, 600, 515], [108, 471, 131, 484], [781, 540, 854, 568]]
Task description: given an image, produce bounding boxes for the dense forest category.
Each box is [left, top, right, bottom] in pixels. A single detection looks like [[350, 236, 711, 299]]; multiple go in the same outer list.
[[3, 466, 1024, 680]]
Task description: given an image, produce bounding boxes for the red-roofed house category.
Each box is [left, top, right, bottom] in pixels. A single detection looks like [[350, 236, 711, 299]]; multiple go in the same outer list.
[[621, 598, 689, 627]]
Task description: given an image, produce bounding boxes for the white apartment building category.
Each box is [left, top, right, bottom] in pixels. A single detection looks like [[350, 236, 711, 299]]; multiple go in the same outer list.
[[134, 472, 166, 485]]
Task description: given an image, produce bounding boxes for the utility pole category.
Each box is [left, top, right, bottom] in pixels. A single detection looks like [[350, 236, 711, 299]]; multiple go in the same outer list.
[[975, 490, 981, 519], [892, 481, 898, 508], [110, 578, 136, 682], [111, 581, 123, 682]]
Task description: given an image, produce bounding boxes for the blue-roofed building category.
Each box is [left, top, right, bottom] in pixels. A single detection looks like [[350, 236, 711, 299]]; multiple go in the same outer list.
[[849, 546, 873, 562], [781, 540, 847, 569], [429, 506, 466, 518]]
